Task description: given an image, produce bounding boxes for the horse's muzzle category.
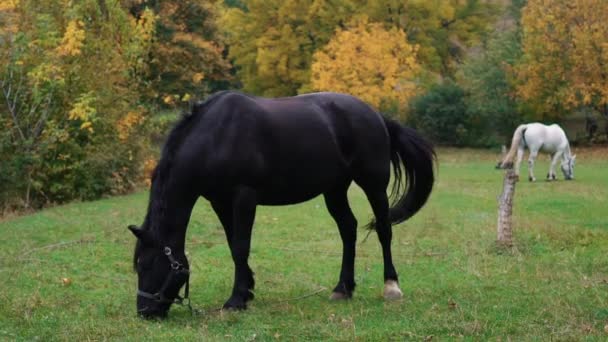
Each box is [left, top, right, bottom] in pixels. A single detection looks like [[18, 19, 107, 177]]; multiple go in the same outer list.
[[137, 296, 171, 320], [138, 306, 169, 320]]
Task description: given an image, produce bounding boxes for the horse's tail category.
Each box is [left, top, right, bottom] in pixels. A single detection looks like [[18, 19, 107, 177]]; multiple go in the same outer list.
[[499, 124, 528, 169], [367, 117, 436, 230]]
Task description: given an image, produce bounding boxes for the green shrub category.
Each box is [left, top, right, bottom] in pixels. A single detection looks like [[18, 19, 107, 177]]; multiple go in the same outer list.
[[407, 81, 496, 147]]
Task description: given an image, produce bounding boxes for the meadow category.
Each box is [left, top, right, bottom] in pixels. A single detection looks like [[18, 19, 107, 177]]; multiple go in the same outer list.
[[1, 148, 607, 341]]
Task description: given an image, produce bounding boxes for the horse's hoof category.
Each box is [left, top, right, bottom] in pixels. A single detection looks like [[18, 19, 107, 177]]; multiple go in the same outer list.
[[383, 280, 403, 300], [329, 292, 350, 300], [528, 177, 536, 182], [223, 296, 248, 310]]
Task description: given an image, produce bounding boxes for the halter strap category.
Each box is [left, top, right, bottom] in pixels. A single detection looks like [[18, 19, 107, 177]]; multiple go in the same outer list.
[[137, 246, 192, 312]]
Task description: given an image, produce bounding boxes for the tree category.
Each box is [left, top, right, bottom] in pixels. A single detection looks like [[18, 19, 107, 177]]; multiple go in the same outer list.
[[221, 0, 351, 96], [459, 10, 524, 141], [407, 81, 487, 146], [311, 16, 421, 116], [0, 0, 155, 208], [516, 0, 608, 119], [128, 0, 233, 104], [221, 0, 499, 96], [361, 0, 500, 76]]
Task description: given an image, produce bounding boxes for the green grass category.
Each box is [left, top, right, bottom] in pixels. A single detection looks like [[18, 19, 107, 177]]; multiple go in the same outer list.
[[1, 148, 607, 340]]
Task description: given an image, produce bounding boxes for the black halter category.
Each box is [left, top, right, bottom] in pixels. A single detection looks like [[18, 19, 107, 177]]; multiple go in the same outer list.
[[137, 246, 191, 310]]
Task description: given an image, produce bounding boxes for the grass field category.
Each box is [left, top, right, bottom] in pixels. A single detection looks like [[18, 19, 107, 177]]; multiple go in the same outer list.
[[1, 148, 607, 340]]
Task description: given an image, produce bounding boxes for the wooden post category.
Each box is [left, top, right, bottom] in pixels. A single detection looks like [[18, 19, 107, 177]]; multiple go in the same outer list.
[[497, 168, 518, 246]]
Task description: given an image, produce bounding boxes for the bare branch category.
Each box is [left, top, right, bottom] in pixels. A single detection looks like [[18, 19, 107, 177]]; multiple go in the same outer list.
[[32, 95, 53, 139], [1, 70, 26, 142], [11, 69, 24, 116]]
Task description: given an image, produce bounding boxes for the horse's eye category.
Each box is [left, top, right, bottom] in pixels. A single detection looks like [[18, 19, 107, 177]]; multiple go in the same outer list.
[[136, 255, 154, 271]]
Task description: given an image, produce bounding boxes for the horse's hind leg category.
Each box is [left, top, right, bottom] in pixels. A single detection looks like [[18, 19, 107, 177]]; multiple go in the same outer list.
[[514, 147, 525, 177], [324, 183, 358, 300], [528, 149, 539, 182], [360, 186, 402, 300]]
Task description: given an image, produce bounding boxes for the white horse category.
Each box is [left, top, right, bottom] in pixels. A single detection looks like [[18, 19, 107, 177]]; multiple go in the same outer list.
[[499, 123, 576, 181]]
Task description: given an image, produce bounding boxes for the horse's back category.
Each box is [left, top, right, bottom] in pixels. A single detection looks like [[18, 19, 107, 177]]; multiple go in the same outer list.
[[524, 123, 568, 152], [179, 91, 391, 204]]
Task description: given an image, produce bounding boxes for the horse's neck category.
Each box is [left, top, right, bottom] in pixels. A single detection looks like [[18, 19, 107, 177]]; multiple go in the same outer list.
[[562, 143, 572, 159], [146, 180, 196, 249], [564, 143, 572, 159]]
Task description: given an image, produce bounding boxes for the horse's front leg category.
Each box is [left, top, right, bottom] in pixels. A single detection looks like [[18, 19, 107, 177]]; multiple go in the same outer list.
[[528, 150, 539, 182], [211, 199, 255, 294], [324, 186, 357, 300], [223, 187, 257, 310], [547, 151, 562, 181]]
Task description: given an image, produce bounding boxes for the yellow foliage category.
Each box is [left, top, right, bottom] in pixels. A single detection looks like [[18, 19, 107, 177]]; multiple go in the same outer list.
[[163, 95, 175, 105], [311, 16, 421, 113], [221, 0, 318, 96], [56, 20, 85, 57], [27, 62, 64, 89], [192, 72, 205, 83], [143, 158, 158, 187], [117, 111, 145, 141], [517, 0, 608, 116], [0, 0, 19, 35], [80, 121, 93, 132], [68, 92, 96, 134], [0, 0, 19, 11], [134, 8, 156, 43]]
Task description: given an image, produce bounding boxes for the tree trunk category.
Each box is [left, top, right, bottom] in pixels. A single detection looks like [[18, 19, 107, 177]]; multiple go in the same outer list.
[[497, 169, 518, 246]]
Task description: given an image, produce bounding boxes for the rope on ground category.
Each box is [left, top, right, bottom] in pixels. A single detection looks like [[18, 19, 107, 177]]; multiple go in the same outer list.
[[22, 238, 96, 256]]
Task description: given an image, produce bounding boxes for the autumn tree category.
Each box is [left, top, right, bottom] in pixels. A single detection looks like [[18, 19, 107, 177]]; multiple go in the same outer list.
[[222, 0, 349, 96], [459, 0, 524, 141], [0, 0, 155, 208], [516, 0, 608, 119], [361, 0, 500, 76], [128, 0, 232, 105], [311, 16, 421, 116], [221, 0, 499, 97]]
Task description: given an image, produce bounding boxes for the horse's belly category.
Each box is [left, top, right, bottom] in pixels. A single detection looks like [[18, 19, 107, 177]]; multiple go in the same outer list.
[[256, 168, 343, 205], [256, 178, 334, 205], [539, 144, 559, 153], [257, 190, 322, 206]]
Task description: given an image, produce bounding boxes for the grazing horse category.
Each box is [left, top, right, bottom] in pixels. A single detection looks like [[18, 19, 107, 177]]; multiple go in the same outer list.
[[128, 91, 435, 319], [498, 123, 576, 181]]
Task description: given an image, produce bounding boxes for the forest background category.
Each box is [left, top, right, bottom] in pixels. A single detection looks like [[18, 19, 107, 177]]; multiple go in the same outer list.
[[1, 0, 607, 211]]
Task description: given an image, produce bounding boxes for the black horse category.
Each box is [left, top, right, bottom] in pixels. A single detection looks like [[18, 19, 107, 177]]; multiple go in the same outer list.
[[129, 91, 435, 318]]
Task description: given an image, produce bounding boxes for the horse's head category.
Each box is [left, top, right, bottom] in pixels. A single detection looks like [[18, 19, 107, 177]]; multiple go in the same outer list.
[[561, 154, 576, 180], [129, 225, 190, 319]]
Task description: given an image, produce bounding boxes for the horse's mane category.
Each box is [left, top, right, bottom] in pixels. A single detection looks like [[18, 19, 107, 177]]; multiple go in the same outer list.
[[133, 91, 229, 270]]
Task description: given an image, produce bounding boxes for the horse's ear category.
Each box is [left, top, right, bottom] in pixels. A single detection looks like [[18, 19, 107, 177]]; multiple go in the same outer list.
[[128, 225, 153, 244]]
